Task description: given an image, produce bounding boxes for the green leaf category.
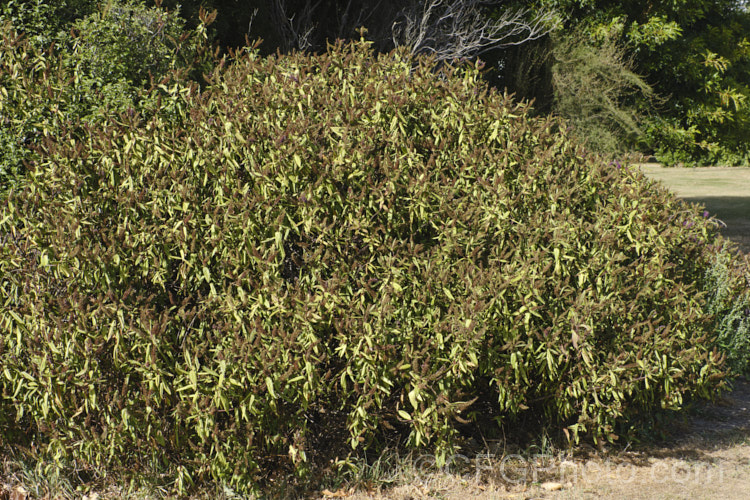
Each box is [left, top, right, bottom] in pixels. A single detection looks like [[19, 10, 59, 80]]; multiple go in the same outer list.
[[408, 388, 419, 409], [265, 377, 276, 398]]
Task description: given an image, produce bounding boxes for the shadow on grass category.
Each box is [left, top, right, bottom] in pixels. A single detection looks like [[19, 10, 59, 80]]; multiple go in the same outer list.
[[683, 196, 750, 254]]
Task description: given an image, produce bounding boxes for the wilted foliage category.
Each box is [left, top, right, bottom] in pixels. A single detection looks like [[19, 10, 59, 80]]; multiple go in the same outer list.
[[0, 38, 730, 494]]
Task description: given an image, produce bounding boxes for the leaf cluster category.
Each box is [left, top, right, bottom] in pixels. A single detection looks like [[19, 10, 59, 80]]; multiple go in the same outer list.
[[498, 0, 750, 165], [701, 249, 750, 374]]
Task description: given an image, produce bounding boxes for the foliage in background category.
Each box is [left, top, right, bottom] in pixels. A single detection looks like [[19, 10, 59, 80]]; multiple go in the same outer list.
[[640, 11, 750, 166], [70, 0, 207, 88], [154, 0, 556, 57], [147, 0, 750, 164], [0, 0, 99, 47], [477, 0, 750, 164], [548, 25, 654, 155], [0, 38, 730, 494]]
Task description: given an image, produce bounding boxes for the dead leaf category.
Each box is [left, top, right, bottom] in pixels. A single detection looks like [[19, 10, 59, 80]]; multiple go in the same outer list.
[[541, 481, 563, 491], [321, 488, 352, 498], [9, 485, 28, 500]]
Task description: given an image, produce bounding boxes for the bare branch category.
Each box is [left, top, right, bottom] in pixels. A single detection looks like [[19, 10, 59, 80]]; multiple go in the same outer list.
[[246, 8, 259, 36], [333, 0, 387, 40], [269, 0, 322, 52], [391, 0, 558, 65]]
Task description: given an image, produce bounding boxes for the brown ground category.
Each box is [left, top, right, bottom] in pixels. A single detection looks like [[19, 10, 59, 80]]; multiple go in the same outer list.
[[323, 380, 750, 499]]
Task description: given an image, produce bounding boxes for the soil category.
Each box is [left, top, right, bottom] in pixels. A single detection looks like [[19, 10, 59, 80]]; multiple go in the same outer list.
[[323, 378, 750, 499]]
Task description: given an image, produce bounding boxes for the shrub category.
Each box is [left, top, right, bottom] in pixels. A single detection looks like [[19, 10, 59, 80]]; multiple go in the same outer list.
[[0, 2, 213, 194], [702, 248, 750, 374], [70, 0, 209, 89], [0, 37, 730, 493], [0, 0, 98, 47], [0, 26, 97, 193]]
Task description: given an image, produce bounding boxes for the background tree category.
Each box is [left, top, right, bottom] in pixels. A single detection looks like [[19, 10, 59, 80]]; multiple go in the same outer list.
[[0, 0, 100, 46], [640, 4, 750, 165], [496, 0, 750, 163], [548, 25, 656, 155], [4, 0, 750, 164], [155, 0, 556, 59]]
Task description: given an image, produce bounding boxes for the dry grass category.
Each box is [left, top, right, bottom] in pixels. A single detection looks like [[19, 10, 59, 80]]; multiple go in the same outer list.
[[316, 378, 750, 499]]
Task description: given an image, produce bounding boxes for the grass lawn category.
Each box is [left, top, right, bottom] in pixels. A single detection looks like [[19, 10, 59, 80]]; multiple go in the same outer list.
[[639, 164, 750, 254]]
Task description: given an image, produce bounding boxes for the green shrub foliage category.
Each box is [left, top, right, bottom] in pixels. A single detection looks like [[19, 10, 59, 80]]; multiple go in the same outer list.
[[0, 26, 97, 192], [703, 249, 750, 374], [0, 4, 212, 194], [0, 0, 99, 47], [0, 38, 729, 492], [70, 0, 207, 88]]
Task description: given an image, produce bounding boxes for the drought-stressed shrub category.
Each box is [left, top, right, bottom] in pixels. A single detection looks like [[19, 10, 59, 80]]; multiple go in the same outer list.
[[0, 37, 730, 493]]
